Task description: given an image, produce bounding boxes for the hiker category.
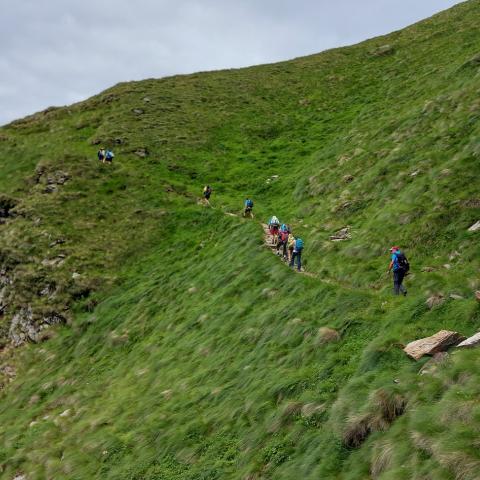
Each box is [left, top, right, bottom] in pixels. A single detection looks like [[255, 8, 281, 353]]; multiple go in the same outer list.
[[388, 246, 409, 296], [203, 185, 212, 205], [97, 148, 106, 163], [268, 216, 280, 245], [290, 237, 304, 271], [244, 198, 254, 218], [287, 234, 296, 262], [276, 228, 289, 259], [105, 149, 114, 164]]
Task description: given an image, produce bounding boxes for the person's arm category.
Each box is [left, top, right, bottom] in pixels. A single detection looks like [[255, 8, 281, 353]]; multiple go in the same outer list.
[[388, 260, 394, 273]]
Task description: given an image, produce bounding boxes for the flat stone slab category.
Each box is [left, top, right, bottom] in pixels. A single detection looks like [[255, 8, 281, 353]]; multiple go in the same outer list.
[[404, 330, 466, 360], [456, 332, 480, 349]]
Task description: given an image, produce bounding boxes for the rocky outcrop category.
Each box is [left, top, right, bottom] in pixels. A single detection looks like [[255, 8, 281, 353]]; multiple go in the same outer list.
[[9, 307, 66, 346], [330, 227, 351, 242], [404, 330, 465, 360]]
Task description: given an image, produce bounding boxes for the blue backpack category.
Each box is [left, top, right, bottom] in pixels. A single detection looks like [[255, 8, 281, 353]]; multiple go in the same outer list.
[[295, 238, 304, 251], [246, 199, 253, 208]]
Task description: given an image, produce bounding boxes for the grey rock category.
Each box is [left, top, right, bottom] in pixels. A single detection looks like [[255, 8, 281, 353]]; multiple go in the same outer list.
[[426, 293, 445, 309], [419, 352, 450, 375], [9, 307, 66, 346], [449, 294, 464, 300], [456, 332, 480, 349], [134, 147, 149, 157], [468, 220, 480, 232], [330, 227, 351, 242]]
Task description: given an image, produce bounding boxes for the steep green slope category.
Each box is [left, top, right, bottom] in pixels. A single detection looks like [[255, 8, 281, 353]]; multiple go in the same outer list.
[[0, 1, 480, 479]]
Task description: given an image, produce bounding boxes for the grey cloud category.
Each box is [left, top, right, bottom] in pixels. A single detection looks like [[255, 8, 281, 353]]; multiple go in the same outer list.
[[0, 0, 464, 125]]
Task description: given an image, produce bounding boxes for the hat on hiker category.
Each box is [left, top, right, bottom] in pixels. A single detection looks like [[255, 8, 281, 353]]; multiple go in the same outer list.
[[389, 246, 399, 252]]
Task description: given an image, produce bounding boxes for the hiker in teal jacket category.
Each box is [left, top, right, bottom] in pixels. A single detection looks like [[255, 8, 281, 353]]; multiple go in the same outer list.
[[290, 238, 304, 271], [388, 246, 409, 295]]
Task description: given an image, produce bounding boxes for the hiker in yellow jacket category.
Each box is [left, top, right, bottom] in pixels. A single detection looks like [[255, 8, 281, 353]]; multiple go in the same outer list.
[[287, 235, 296, 263]]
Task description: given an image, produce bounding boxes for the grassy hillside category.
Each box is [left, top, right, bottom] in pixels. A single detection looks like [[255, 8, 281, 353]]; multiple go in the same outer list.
[[1, 1, 480, 478]]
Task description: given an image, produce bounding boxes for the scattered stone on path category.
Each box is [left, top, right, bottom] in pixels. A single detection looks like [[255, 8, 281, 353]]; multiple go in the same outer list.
[[456, 332, 480, 349], [404, 330, 466, 360], [132, 108, 145, 115], [425, 293, 445, 309], [343, 174, 354, 183], [421, 266, 435, 273], [188, 286, 197, 294], [329, 227, 351, 242], [449, 294, 464, 300], [419, 352, 450, 375], [475, 291, 480, 302], [468, 220, 480, 232]]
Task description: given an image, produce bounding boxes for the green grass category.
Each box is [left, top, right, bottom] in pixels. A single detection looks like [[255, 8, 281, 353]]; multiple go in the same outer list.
[[1, 1, 480, 478]]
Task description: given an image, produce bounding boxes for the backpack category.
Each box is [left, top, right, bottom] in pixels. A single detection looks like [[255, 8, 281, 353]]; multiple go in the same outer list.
[[246, 199, 253, 208], [106, 151, 114, 159], [395, 252, 410, 272], [295, 238, 304, 251], [280, 224, 288, 232], [280, 231, 289, 242], [270, 216, 280, 226]]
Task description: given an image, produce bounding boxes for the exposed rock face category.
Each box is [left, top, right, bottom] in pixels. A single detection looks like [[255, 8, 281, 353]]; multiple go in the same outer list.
[[330, 227, 351, 241], [9, 307, 66, 346], [456, 332, 480, 349], [404, 330, 465, 360]]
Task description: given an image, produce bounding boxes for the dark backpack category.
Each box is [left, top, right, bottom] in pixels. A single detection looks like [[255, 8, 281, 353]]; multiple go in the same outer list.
[[395, 252, 410, 272], [246, 199, 253, 208]]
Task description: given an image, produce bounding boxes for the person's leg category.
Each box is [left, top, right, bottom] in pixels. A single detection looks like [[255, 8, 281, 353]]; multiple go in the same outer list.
[[393, 270, 401, 295], [290, 252, 296, 267], [398, 270, 407, 295], [297, 252, 302, 271], [283, 242, 287, 259]]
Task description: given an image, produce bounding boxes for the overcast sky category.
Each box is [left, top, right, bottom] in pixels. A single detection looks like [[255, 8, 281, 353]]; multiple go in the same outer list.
[[0, 0, 464, 125]]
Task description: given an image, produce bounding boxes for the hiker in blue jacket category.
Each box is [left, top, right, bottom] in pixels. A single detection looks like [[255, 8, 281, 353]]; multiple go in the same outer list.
[[290, 238, 304, 271], [388, 246, 409, 296], [244, 198, 254, 218]]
